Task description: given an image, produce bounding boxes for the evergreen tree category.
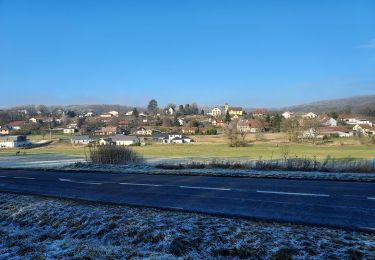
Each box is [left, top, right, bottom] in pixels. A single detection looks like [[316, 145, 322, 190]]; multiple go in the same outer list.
[[224, 111, 231, 123], [147, 99, 158, 114], [132, 108, 139, 117]]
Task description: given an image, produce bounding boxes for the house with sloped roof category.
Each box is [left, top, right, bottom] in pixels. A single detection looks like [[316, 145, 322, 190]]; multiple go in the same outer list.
[[0, 135, 29, 148], [110, 134, 140, 146], [95, 126, 118, 136], [318, 127, 353, 138], [7, 121, 26, 130], [71, 135, 95, 145], [224, 103, 243, 117], [322, 118, 337, 127], [253, 108, 268, 117], [0, 126, 11, 135], [99, 137, 114, 146]]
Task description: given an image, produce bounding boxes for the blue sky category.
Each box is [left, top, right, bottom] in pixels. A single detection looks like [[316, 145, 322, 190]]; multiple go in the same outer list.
[[0, 0, 374, 108]]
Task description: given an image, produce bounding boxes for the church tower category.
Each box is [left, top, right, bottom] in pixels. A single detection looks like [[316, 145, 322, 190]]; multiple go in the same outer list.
[[224, 103, 229, 115]]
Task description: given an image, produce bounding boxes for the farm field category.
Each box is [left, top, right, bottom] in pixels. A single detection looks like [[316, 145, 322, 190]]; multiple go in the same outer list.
[[0, 133, 374, 160]]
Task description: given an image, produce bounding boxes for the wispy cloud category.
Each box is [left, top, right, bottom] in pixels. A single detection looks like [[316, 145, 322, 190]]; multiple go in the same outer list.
[[357, 39, 375, 49]]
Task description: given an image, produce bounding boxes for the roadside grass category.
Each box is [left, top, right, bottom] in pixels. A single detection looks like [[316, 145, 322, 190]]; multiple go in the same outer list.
[[156, 157, 374, 173]]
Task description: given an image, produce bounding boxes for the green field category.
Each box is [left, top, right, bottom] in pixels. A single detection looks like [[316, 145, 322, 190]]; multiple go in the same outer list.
[[1, 141, 374, 160]]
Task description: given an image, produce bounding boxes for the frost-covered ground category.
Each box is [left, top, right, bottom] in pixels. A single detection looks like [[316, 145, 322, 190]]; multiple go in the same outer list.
[[63, 162, 375, 182], [0, 193, 374, 259], [0, 154, 84, 168], [1, 154, 375, 182]]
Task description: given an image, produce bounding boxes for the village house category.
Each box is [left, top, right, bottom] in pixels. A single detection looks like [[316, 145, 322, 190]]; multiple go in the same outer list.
[[253, 108, 268, 117], [237, 119, 251, 133], [0, 126, 10, 135], [99, 137, 113, 146], [355, 119, 373, 126], [63, 128, 76, 134], [136, 127, 153, 136], [70, 135, 94, 145], [95, 126, 118, 136], [224, 103, 243, 117], [282, 111, 294, 119], [85, 112, 95, 117], [0, 135, 29, 148], [108, 111, 119, 117], [100, 113, 113, 118], [29, 117, 38, 123], [322, 118, 338, 127], [318, 127, 353, 138], [118, 120, 129, 126], [110, 134, 140, 146], [338, 115, 372, 126], [248, 119, 265, 133], [302, 112, 318, 119], [212, 119, 225, 126], [152, 132, 191, 144], [7, 121, 26, 130], [125, 110, 133, 116], [210, 107, 222, 117]]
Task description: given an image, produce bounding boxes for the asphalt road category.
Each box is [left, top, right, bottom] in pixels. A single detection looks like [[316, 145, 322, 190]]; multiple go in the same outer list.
[[0, 169, 375, 232]]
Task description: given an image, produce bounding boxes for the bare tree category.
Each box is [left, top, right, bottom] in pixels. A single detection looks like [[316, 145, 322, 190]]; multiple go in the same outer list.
[[225, 119, 247, 147], [281, 118, 301, 142]]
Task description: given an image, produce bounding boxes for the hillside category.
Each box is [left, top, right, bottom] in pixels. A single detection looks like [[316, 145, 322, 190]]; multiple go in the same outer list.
[[283, 95, 375, 115]]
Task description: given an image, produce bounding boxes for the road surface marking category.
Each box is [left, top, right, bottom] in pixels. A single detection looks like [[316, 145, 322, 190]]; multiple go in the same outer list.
[[170, 207, 184, 210], [58, 178, 101, 185], [179, 185, 231, 191], [119, 182, 161, 187], [13, 177, 36, 180], [78, 181, 102, 185], [368, 197, 375, 200], [360, 227, 375, 232], [257, 190, 330, 197]]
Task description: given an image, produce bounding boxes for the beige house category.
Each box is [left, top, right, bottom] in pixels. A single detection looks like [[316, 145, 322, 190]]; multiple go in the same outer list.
[[0, 127, 10, 135], [136, 127, 153, 136], [224, 103, 243, 116], [95, 126, 118, 136], [63, 128, 75, 134], [211, 107, 222, 117]]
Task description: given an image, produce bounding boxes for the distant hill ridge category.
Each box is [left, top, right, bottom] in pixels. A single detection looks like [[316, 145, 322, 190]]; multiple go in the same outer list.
[[283, 95, 375, 114]]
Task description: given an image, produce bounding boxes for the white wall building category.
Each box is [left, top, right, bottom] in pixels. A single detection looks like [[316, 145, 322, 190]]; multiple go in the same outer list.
[[0, 135, 29, 148], [282, 111, 293, 119], [211, 107, 222, 117], [111, 134, 140, 146]]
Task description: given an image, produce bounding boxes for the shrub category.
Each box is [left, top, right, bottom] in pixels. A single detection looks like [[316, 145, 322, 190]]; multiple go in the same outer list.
[[88, 145, 143, 164]]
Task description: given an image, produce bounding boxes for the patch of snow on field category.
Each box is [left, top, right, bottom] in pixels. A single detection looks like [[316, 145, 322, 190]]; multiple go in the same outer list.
[[0, 193, 374, 259]]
